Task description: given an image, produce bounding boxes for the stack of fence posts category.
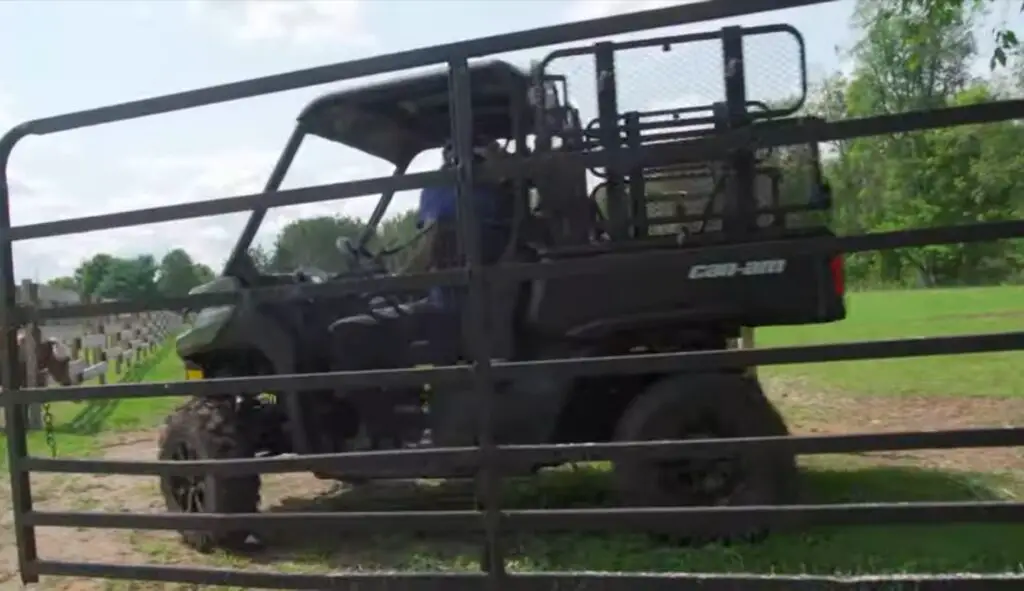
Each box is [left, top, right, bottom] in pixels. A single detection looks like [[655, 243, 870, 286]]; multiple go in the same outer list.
[[0, 280, 184, 429]]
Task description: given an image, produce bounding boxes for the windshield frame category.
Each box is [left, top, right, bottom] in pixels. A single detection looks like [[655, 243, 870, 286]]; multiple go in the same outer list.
[[222, 124, 413, 278]]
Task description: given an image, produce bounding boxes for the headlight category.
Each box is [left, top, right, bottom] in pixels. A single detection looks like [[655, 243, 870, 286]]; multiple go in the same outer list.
[[193, 305, 234, 326]]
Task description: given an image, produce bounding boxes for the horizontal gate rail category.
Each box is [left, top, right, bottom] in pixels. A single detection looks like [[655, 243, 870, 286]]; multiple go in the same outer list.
[[18, 266, 469, 322], [25, 563, 1024, 591], [487, 98, 1024, 179], [5, 100, 1024, 246], [21, 500, 1024, 533], [496, 219, 1024, 284], [9, 171, 451, 241], [18, 217, 1024, 324], [22, 426, 1024, 476], [4, 330, 1020, 405]]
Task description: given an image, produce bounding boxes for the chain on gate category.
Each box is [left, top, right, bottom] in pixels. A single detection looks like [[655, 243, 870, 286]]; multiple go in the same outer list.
[[43, 400, 57, 458], [22, 320, 60, 458]]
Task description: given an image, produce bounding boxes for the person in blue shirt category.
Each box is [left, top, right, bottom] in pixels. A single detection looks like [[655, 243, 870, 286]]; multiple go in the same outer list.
[[330, 139, 513, 370], [397, 140, 511, 307]]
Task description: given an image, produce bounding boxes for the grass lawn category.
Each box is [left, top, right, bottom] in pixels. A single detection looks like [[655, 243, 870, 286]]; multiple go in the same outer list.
[[758, 285, 1024, 397], [0, 340, 186, 464], [132, 461, 1024, 581]]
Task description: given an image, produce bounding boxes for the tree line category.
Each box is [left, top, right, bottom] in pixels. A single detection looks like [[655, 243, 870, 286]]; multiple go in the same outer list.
[[801, 0, 1024, 287], [248, 210, 420, 274], [47, 249, 216, 302], [44, 212, 420, 302]]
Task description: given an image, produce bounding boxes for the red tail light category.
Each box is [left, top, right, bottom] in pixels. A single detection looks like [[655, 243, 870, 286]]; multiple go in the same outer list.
[[830, 255, 845, 296]]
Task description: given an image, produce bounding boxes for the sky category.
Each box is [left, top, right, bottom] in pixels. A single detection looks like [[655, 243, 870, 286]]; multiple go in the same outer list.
[[0, 0, 1012, 282]]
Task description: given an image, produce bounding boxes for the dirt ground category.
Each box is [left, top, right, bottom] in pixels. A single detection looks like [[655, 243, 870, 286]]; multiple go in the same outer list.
[[2, 377, 1023, 590]]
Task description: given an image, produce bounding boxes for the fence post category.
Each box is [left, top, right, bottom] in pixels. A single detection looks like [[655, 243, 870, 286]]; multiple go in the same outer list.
[[20, 280, 41, 430], [98, 351, 107, 385]]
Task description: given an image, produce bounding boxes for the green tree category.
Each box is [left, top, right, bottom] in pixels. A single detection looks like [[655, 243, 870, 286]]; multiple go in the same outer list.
[[156, 248, 212, 297], [46, 276, 78, 292], [194, 262, 215, 285], [810, 0, 1005, 287], [887, 0, 1021, 68], [270, 215, 367, 273], [73, 253, 115, 301], [94, 255, 158, 301], [247, 245, 272, 272]]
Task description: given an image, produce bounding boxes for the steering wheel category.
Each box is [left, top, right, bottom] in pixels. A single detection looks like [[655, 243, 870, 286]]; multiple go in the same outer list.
[[292, 266, 330, 284], [336, 236, 388, 276], [331, 237, 413, 315]]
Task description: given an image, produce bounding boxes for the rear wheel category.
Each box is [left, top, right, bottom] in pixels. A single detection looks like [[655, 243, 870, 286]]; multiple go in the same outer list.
[[612, 372, 797, 545], [158, 397, 261, 553]]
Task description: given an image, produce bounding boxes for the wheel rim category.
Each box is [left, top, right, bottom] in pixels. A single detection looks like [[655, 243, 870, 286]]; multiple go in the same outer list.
[[656, 418, 743, 505], [168, 443, 206, 513]]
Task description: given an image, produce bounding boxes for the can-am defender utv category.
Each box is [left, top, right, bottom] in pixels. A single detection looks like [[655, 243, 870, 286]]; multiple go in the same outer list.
[[164, 26, 845, 552]]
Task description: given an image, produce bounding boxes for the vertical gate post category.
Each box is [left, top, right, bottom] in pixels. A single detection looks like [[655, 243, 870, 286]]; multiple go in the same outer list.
[[21, 279, 41, 429], [720, 27, 759, 381], [447, 56, 506, 585], [594, 42, 628, 240], [720, 26, 756, 236], [740, 326, 758, 379], [0, 130, 40, 583]]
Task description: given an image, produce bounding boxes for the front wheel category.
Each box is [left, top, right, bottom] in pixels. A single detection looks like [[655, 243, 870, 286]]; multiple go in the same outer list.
[[158, 397, 261, 553], [612, 372, 798, 545]]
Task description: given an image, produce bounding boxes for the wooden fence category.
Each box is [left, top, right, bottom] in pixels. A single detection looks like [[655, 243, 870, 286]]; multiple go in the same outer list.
[[1, 280, 184, 429]]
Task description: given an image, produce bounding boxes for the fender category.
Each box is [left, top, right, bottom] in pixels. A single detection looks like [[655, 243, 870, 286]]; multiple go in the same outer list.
[[231, 311, 311, 453], [232, 311, 298, 376], [188, 309, 306, 453]]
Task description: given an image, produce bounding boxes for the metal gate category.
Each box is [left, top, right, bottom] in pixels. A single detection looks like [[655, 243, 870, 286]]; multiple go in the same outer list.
[[3, 0, 1024, 588]]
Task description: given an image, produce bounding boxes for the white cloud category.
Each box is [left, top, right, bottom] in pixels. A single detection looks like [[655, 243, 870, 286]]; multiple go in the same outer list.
[[3, 117, 396, 278], [566, 0, 690, 22], [6, 142, 421, 282], [8, 159, 252, 282], [186, 0, 375, 48]]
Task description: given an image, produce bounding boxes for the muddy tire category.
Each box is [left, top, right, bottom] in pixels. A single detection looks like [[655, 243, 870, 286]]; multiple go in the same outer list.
[[158, 397, 261, 553], [612, 372, 798, 545]]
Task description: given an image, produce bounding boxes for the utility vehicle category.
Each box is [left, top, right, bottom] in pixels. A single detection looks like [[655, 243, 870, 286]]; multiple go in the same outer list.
[[163, 24, 845, 552]]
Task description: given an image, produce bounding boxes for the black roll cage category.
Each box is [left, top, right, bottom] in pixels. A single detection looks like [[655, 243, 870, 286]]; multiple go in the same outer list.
[[224, 60, 544, 277]]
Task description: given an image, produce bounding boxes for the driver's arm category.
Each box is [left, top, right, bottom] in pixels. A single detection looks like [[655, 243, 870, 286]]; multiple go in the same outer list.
[[401, 184, 460, 275], [396, 221, 438, 274], [396, 219, 460, 275]]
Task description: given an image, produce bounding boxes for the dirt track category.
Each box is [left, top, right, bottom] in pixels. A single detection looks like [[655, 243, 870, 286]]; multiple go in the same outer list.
[[2, 378, 1023, 589]]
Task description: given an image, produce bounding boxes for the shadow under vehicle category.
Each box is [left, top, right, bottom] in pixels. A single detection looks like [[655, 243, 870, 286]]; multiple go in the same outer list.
[[166, 24, 846, 552]]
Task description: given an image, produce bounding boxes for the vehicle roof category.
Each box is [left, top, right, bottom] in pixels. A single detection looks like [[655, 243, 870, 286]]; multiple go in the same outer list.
[[298, 60, 533, 165]]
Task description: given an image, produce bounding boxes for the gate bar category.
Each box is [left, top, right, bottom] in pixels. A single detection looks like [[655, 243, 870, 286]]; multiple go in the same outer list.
[[23, 500, 1024, 533], [498, 219, 1024, 283], [9, 170, 449, 241], [8, 99, 1024, 245], [19, 266, 469, 322], [24, 426, 1024, 477], [4, 330, 1020, 406], [18, 217, 1024, 324], [448, 57, 506, 579]]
